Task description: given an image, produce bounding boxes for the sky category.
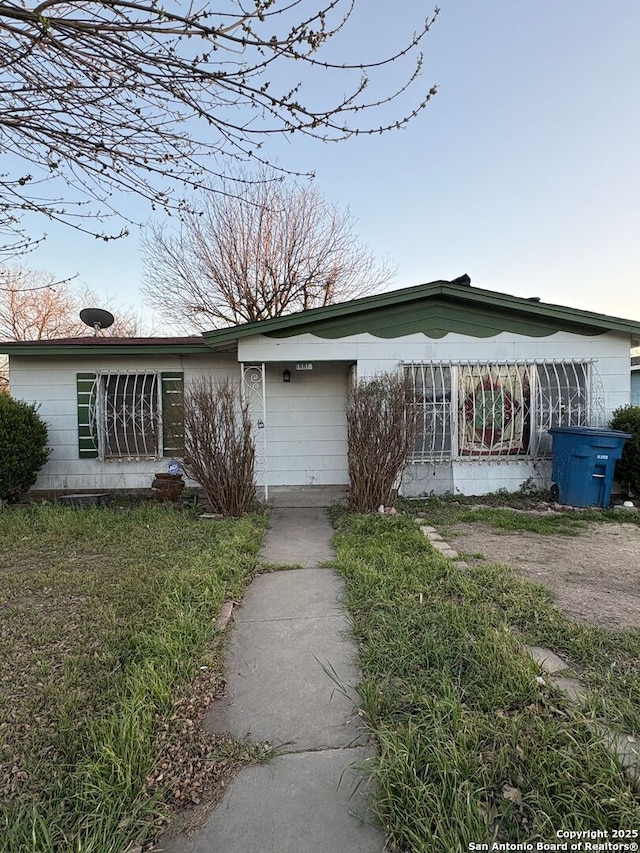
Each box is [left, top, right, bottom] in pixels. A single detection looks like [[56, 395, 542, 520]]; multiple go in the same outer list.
[[8, 0, 640, 332]]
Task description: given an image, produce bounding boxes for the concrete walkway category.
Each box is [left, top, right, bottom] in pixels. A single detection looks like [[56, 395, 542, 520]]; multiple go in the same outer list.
[[158, 508, 383, 853], [260, 507, 336, 568]]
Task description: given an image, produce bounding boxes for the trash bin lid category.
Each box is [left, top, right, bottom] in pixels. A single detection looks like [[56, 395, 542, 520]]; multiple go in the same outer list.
[[548, 426, 631, 439]]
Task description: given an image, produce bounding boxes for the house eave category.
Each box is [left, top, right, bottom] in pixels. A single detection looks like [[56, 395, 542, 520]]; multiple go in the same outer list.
[[2, 339, 215, 357], [200, 280, 640, 345]]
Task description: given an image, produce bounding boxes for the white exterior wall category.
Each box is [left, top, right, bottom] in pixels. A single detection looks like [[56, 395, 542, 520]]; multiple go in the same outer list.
[[9, 353, 237, 492], [10, 327, 634, 497], [239, 329, 632, 497]]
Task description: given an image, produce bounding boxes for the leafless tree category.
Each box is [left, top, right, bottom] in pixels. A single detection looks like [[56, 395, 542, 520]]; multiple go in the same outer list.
[[0, 266, 141, 339], [0, 0, 438, 254], [0, 356, 7, 392], [142, 170, 396, 330], [0, 268, 77, 339]]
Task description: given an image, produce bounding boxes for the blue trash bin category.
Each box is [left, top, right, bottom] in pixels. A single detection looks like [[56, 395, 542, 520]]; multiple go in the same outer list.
[[549, 426, 631, 508]]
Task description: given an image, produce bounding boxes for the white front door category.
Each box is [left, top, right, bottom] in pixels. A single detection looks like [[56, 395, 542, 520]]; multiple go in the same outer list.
[[264, 362, 350, 486]]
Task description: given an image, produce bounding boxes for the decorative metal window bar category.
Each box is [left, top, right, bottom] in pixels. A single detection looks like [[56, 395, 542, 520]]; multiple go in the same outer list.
[[405, 361, 452, 463], [405, 360, 603, 463], [91, 372, 161, 460]]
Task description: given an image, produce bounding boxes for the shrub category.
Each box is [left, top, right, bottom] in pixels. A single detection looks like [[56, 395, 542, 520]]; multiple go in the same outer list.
[[346, 372, 417, 512], [182, 376, 256, 515], [0, 394, 50, 501], [609, 405, 640, 496]]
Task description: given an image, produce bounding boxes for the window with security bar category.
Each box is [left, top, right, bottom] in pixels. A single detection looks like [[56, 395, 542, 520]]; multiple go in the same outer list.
[[405, 361, 603, 462], [77, 370, 183, 460], [97, 373, 160, 459], [406, 362, 452, 462]]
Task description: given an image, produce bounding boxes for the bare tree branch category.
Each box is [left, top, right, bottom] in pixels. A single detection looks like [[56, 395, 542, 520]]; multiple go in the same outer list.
[[0, 266, 78, 292], [0, 265, 141, 338], [0, 0, 439, 253], [0, 355, 7, 391], [141, 168, 396, 331]]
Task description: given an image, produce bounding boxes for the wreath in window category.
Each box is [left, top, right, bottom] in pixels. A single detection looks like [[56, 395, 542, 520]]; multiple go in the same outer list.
[[460, 370, 527, 455]]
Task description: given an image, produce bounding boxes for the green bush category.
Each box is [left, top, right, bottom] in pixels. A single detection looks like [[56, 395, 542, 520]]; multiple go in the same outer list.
[[609, 405, 640, 496], [0, 394, 50, 501]]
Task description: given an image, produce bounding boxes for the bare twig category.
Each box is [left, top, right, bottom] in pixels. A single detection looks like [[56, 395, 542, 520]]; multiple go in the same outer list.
[[0, 1, 439, 253], [141, 167, 395, 331], [346, 372, 417, 512]]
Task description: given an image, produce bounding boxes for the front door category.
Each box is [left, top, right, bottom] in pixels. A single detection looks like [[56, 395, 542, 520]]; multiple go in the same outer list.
[[264, 362, 350, 487]]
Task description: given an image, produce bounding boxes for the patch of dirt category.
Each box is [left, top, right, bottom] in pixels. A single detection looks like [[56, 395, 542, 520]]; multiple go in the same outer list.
[[145, 657, 271, 849], [447, 521, 640, 631]]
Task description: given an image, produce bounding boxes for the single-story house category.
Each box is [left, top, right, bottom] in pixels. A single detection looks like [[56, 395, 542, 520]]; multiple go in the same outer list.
[[5, 276, 640, 498]]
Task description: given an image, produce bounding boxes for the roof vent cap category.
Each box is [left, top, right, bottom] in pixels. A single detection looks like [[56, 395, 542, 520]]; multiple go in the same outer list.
[[450, 274, 471, 287]]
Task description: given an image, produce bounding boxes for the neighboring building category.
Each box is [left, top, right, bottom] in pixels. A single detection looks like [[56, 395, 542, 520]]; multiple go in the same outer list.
[[5, 278, 640, 497], [632, 356, 640, 406]]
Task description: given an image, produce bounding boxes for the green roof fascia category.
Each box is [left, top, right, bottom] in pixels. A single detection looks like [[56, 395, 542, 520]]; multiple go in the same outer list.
[[2, 342, 212, 356], [449, 286, 640, 340], [200, 282, 640, 344], [200, 281, 452, 343], [265, 298, 611, 340]]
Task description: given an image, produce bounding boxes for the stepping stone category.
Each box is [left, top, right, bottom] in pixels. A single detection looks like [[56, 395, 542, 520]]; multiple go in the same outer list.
[[526, 645, 570, 674], [549, 676, 588, 704], [437, 547, 459, 560], [419, 525, 437, 536], [593, 726, 640, 793], [607, 732, 640, 789], [59, 493, 111, 507]]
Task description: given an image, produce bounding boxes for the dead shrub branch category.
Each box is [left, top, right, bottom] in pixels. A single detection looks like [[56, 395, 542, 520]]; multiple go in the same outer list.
[[182, 376, 256, 516], [346, 372, 417, 512]]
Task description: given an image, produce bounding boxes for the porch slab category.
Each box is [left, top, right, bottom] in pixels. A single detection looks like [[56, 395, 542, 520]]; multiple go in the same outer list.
[[268, 485, 347, 508]]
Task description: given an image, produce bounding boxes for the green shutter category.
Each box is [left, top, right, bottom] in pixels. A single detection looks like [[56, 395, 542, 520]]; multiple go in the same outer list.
[[77, 372, 99, 458], [161, 372, 184, 456]]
